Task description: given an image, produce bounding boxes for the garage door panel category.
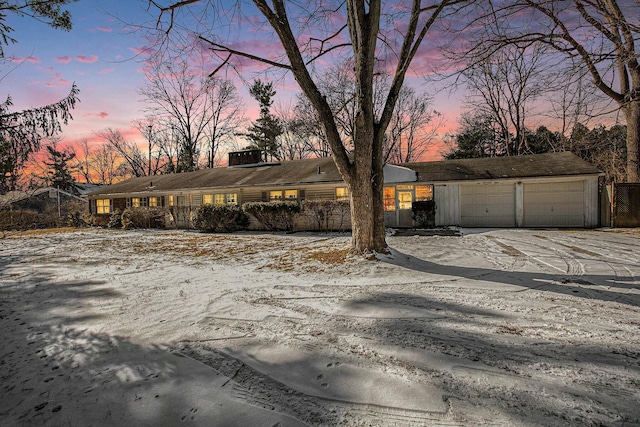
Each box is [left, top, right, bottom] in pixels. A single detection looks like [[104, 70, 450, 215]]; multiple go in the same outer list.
[[461, 183, 515, 227], [524, 181, 584, 227]]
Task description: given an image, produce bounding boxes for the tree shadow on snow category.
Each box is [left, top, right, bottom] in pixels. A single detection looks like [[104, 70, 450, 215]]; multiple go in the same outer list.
[[0, 253, 303, 427], [382, 248, 640, 307]]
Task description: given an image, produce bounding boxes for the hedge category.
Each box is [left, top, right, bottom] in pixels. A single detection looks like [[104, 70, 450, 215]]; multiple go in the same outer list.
[[242, 201, 301, 231], [193, 204, 249, 233]]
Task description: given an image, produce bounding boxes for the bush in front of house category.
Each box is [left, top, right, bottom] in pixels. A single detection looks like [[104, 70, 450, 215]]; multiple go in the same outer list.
[[0, 208, 40, 230], [412, 200, 436, 228], [302, 199, 350, 232], [193, 204, 249, 233], [66, 201, 90, 228], [107, 209, 122, 229], [242, 201, 301, 231], [121, 207, 167, 229]]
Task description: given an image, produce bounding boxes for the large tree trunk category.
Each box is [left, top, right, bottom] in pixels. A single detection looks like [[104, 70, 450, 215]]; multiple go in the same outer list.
[[347, 135, 387, 254], [624, 102, 640, 182]]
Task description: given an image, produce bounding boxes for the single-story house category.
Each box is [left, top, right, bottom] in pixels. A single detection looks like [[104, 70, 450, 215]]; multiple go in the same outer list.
[[87, 150, 603, 229]]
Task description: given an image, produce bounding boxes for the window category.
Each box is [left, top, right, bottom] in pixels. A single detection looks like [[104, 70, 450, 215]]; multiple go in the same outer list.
[[96, 199, 111, 214], [415, 185, 433, 201], [168, 195, 175, 206], [383, 187, 396, 211], [149, 197, 160, 207], [336, 187, 350, 201], [270, 190, 283, 202], [226, 193, 237, 205], [398, 191, 413, 209], [203, 194, 214, 205], [128, 197, 148, 208], [214, 194, 225, 205], [284, 190, 298, 200], [270, 190, 297, 202]]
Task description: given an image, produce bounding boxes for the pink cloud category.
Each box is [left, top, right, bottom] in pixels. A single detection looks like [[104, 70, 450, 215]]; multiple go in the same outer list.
[[84, 112, 109, 119], [7, 56, 40, 64], [97, 26, 112, 33], [44, 72, 70, 88], [98, 68, 114, 75], [130, 45, 157, 57], [76, 55, 99, 63], [56, 56, 71, 64]]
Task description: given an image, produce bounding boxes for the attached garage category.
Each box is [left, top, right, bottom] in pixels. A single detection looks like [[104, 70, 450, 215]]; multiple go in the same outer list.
[[460, 183, 515, 227], [403, 152, 603, 229]]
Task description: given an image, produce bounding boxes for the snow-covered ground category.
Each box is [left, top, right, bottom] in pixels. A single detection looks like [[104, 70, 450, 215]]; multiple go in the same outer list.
[[1, 227, 639, 426]]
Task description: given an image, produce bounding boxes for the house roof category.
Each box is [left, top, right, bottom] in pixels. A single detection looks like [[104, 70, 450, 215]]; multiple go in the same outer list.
[[88, 157, 346, 197], [402, 151, 602, 182], [0, 187, 87, 207], [87, 151, 602, 198]]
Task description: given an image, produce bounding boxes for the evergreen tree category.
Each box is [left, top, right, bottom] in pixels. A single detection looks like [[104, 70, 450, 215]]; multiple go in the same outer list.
[[243, 80, 283, 162], [0, 0, 79, 192], [44, 144, 76, 193]]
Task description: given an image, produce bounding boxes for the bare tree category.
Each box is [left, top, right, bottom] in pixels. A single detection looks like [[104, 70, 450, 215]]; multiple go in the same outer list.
[[132, 117, 168, 176], [205, 78, 246, 167], [474, 0, 640, 181], [274, 101, 313, 160], [149, 0, 465, 253], [292, 94, 338, 159], [92, 142, 121, 185], [384, 85, 443, 163], [96, 128, 147, 178], [75, 139, 93, 184], [460, 44, 548, 156], [545, 59, 603, 137], [139, 55, 244, 172]]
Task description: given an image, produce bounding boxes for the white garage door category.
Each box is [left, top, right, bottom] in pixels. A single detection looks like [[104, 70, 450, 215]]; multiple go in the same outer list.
[[523, 181, 584, 227], [460, 183, 515, 227]]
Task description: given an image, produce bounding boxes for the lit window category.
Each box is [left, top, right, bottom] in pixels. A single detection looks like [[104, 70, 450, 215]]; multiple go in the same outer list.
[[270, 191, 283, 202], [284, 189, 298, 200], [130, 197, 141, 208], [336, 187, 350, 201], [416, 185, 433, 201], [226, 193, 237, 205], [203, 194, 213, 205], [398, 191, 413, 209], [168, 195, 175, 206], [383, 187, 396, 211], [96, 199, 111, 214], [214, 194, 225, 205], [149, 197, 159, 207]]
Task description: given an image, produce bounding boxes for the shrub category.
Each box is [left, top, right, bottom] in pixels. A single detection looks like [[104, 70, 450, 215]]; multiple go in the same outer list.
[[90, 214, 110, 227], [0, 208, 40, 230], [107, 209, 122, 229], [412, 200, 436, 228], [193, 204, 249, 233], [242, 201, 301, 231], [65, 201, 89, 228], [121, 207, 167, 229], [302, 199, 350, 232]]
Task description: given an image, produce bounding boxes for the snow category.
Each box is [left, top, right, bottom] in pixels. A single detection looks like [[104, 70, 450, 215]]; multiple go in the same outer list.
[[1, 227, 639, 426]]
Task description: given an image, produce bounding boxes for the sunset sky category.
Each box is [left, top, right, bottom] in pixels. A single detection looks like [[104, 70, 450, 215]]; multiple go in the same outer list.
[[1, 1, 479, 167]]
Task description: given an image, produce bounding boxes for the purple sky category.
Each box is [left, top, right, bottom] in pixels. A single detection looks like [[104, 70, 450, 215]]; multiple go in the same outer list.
[[1, 1, 477, 162]]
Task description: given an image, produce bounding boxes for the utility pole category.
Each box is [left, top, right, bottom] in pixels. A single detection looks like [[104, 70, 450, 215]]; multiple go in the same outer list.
[[147, 124, 153, 176]]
